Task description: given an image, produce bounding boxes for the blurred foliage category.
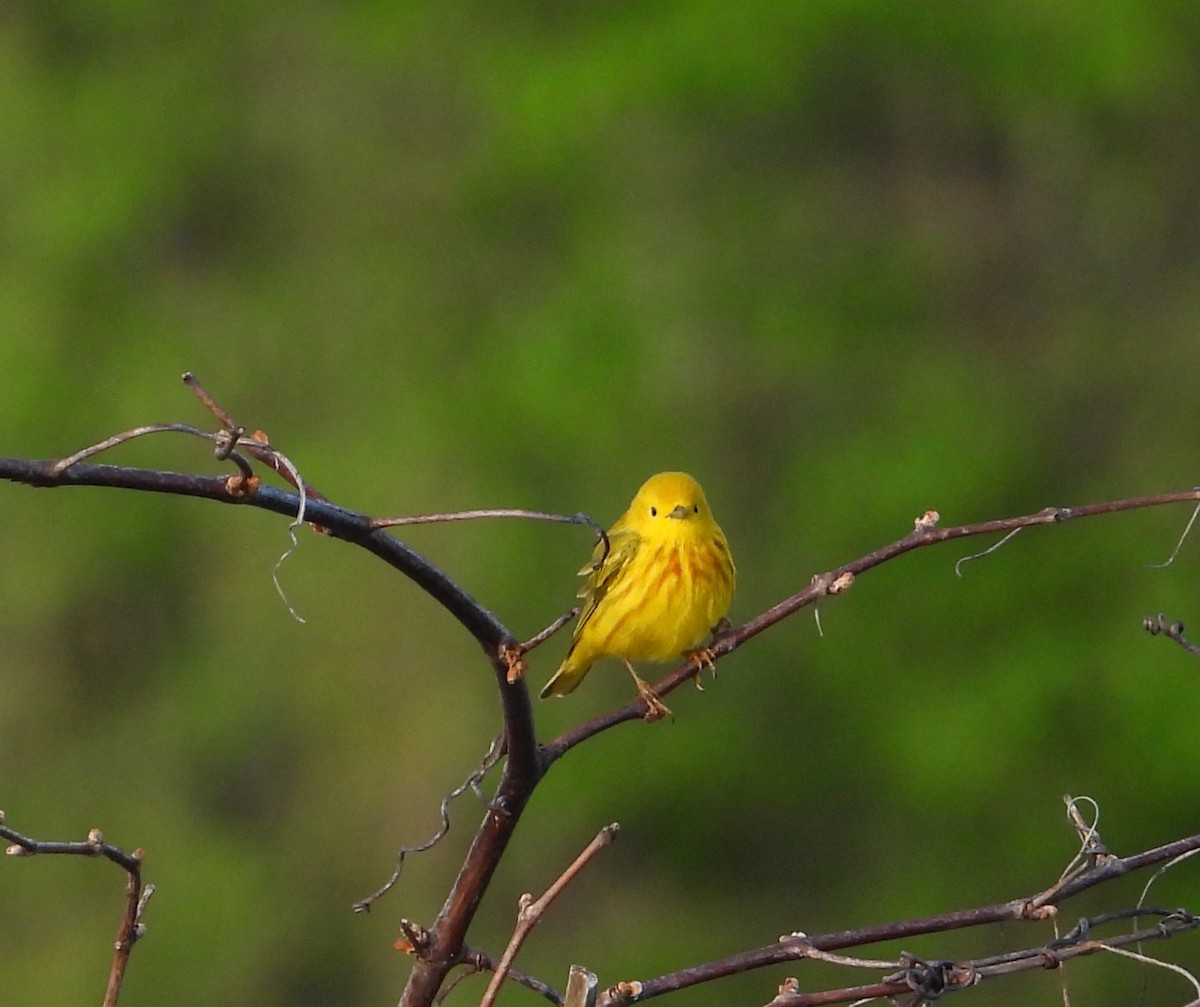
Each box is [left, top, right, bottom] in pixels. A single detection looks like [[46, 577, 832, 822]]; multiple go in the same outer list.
[[2, 2, 1200, 1005]]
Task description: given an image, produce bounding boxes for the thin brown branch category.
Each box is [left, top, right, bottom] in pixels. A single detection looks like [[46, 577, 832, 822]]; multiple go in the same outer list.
[[521, 608, 580, 654], [1, 813, 150, 1007], [479, 823, 619, 1007], [1144, 612, 1200, 657], [49, 423, 216, 475], [499, 608, 581, 685], [182, 370, 239, 429], [373, 507, 605, 540], [593, 830, 1200, 1005], [544, 492, 1200, 763], [433, 946, 562, 1006], [764, 910, 1199, 1006]]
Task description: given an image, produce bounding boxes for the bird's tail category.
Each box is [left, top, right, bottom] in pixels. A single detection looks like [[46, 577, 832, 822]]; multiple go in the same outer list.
[[539, 653, 592, 698]]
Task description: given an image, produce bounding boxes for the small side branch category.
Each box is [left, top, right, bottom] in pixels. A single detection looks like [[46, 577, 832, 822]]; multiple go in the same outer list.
[[1, 812, 151, 1007], [479, 823, 620, 1007], [1144, 613, 1200, 658], [763, 910, 1199, 1006], [545, 492, 1200, 763]]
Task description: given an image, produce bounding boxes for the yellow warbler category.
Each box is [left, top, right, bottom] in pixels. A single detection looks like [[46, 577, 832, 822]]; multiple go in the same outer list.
[[540, 471, 735, 719]]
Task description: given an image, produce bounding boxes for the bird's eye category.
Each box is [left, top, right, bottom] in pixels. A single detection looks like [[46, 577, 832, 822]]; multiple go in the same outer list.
[[693, 504, 700, 513], [650, 506, 658, 517]]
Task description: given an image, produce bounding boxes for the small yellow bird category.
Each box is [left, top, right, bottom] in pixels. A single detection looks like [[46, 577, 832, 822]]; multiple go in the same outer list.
[[540, 471, 735, 719]]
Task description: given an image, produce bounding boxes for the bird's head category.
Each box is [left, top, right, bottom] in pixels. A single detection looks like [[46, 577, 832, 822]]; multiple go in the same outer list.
[[623, 471, 716, 537]]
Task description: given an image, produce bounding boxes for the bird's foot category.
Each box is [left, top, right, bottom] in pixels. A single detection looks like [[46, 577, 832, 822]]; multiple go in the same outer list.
[[625, 662, 673, 722], [686, 619, 734, 690]]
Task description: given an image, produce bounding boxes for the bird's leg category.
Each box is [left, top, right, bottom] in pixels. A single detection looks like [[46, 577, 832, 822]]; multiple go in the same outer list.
[[622, 660, 672, 722], [685, 619, 733, 689]]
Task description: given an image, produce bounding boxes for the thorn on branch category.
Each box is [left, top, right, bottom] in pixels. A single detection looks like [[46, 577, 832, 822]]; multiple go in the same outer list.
[[809, 570, 854, 598], [500, 643, 527, 684]]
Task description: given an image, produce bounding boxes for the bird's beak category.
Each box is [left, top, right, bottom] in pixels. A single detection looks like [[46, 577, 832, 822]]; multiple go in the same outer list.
[[666, 504, 691, 520]]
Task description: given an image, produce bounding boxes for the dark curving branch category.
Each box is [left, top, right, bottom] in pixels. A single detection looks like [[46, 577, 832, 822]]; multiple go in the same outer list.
[[1, 452, 552, 1007]]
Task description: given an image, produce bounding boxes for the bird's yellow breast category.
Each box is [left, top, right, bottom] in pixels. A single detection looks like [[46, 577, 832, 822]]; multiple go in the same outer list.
[[574, 534, 733, 665]]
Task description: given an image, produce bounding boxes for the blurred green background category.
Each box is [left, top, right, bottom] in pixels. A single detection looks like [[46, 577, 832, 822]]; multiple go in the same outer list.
[[2, 3, 1200, 1005]]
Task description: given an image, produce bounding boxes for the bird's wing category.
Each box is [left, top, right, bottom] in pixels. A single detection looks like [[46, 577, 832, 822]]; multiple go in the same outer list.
[[571, 527, 639, 640]]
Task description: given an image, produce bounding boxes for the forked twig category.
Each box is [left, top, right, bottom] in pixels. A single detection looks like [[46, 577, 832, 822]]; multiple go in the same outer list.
[[431, 947, 560, 1006], [499, 608, 581, 685], [1, 812, 151, 1007], [479, 823, 620, 1007]]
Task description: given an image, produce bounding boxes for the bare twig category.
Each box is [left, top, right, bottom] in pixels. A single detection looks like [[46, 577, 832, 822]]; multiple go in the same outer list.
[[182, 370, 239, 428], [498, 608, 581, 685], [762, 910, 1199, 1007], [50, 423, 216, 475], [592, 829, 1200, 1006], [1, 813, 150, 1007], [1144, 613, 1200, 657], [431, 946, 561, 1006], [521, 608, 580, 654], [374, 507, 603, 537], [544, 491, 1200, 763], [479, 823, 620, 1007]]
